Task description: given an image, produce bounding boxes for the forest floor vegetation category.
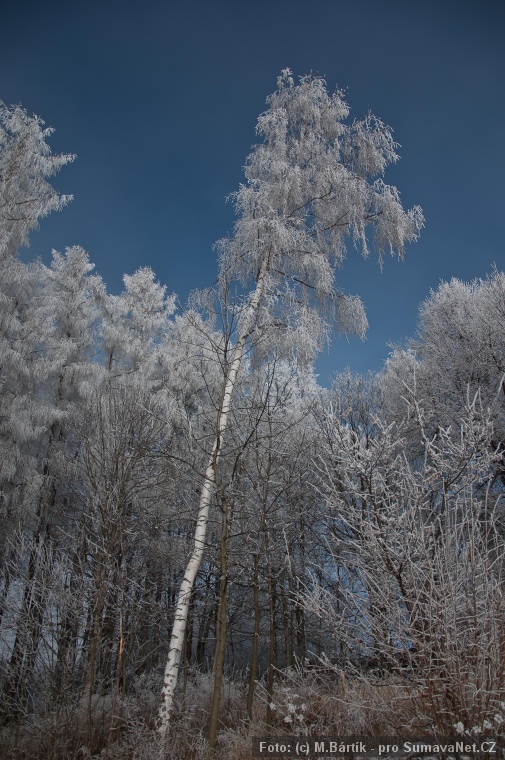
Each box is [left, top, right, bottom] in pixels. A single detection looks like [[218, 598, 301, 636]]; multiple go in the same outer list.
[[0, 666, 461, 760]]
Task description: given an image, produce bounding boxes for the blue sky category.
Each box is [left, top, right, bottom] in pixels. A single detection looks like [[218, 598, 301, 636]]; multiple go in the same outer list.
[[2, 0, 504, 384]]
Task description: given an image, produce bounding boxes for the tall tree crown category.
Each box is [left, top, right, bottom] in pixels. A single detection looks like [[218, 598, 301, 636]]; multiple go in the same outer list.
[[0, 104, 75, 260], [218, 70, 424, 362]]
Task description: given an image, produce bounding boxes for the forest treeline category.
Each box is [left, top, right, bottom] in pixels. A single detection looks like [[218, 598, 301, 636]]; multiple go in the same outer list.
[[0, 79, 504, 759]]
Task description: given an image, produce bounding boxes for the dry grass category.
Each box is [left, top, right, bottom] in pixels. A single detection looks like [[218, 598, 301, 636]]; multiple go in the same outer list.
[[1, 667, 502, 759]]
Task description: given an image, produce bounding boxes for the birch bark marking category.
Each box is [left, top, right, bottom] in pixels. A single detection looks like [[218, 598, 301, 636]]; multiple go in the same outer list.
[[157, 68, 423, 741], [157, 257, 270, 739]]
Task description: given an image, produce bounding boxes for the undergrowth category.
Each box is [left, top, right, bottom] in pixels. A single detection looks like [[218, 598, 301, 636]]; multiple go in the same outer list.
[[0, 667, 503, 759]]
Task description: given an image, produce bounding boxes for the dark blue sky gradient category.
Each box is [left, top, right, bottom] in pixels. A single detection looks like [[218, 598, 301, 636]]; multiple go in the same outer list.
[[2, 0, 504, 383]]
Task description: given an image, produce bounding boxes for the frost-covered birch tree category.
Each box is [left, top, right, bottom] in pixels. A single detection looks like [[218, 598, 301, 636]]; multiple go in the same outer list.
[[157, 69, 423, 738]]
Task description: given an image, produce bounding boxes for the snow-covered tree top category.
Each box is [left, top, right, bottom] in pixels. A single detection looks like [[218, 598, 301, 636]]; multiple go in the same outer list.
[[217, 70, 423, 363], [0, 104, 75, 260]]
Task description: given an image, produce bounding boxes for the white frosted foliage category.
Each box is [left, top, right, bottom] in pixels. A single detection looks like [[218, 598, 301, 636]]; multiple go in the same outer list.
[[0, 103, 75, 260], [158, 70, 423, 739]]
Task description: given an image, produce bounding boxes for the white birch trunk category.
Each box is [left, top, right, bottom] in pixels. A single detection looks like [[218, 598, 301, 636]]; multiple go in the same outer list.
[[157, 258, 269, 740]]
